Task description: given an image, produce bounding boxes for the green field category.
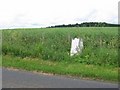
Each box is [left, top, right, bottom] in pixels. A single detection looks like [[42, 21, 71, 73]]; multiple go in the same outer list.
[[2, 27, 119, 81], [0, 31, 2, 66]]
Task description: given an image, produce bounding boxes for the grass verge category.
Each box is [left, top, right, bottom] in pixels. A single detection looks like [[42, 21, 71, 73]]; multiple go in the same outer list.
[[0, 55, 2, 67], [3, 55, 118, 82]]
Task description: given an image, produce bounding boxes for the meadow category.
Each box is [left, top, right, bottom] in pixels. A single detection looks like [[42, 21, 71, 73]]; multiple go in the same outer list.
[[2, 27, 118, 66], [0, 31, 2, 66], [2, 27, 119, 81]]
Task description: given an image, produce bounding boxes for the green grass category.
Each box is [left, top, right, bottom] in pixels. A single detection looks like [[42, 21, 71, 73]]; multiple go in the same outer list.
[[0, 30, 2, 67], [2, 27, 118, 67], [2, 27, 119, 81], [3, 55, 118, 82], [0, 55, 2, 66]]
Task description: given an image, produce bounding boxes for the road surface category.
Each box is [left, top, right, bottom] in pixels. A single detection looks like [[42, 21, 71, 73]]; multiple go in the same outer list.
[[2, 68, 118, 88]]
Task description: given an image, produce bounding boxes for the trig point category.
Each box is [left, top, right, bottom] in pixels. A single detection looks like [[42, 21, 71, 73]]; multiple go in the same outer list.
[[70, 38, 83, 56]]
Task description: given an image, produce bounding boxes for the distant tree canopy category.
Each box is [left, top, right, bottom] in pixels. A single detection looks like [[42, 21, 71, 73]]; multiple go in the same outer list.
[[47, 22, 120, 28]]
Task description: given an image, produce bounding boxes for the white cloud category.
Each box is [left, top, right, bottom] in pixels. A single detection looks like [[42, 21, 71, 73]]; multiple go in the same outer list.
[[0, 0, 119, 29]]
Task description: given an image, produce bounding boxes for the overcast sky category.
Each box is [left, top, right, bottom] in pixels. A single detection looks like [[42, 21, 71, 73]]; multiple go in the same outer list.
[[0, 0, 119, 29]]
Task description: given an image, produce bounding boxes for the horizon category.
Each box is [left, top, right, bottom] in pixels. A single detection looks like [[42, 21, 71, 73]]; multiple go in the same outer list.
[[0, 0, 119, 29], [0, 22, 119, 30]]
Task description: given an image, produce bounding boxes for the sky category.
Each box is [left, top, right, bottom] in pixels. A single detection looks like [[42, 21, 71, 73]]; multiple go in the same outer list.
[[0, 0, 119, 29]]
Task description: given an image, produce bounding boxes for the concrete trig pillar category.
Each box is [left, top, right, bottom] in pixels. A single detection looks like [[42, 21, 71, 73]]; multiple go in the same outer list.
[[70, 38, 83, 56]]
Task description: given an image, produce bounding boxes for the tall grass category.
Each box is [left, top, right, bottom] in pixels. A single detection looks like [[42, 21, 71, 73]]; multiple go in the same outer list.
[[2, 27, 118, 67], [0, 30, 2, 66]]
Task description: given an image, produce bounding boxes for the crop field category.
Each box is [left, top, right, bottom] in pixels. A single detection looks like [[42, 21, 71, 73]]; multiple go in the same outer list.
[[0, 31, 2, 66], [2, 27, 119, 81], [2, 27, 118, 67]]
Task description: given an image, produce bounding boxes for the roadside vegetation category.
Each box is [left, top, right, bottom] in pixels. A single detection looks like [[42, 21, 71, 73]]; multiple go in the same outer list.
[[0, 55, 2, 66], [3, 55, 118, 82], [0, 30, 2, 66], [2, 27, 119, 81]]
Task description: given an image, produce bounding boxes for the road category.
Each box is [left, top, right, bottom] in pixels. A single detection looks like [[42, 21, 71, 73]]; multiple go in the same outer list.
[[2, 68, 118, 88]]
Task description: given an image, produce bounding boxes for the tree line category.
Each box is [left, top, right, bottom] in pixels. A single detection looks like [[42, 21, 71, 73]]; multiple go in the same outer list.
[[47, 22, 120, 28]]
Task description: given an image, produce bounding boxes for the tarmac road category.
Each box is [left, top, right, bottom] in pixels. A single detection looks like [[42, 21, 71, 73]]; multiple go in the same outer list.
[[2, 68, 118, 88]]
